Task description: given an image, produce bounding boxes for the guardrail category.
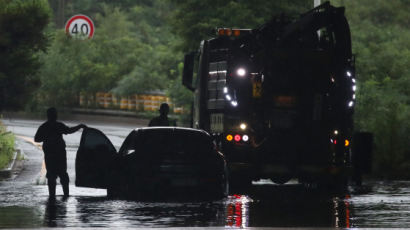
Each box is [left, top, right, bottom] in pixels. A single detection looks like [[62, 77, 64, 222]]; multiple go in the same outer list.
[[79, 92, 184, 114]]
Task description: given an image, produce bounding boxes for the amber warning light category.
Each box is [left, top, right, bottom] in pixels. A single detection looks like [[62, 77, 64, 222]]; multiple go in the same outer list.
[[274, 96, 297, 107], [217, 28, 251, 37]]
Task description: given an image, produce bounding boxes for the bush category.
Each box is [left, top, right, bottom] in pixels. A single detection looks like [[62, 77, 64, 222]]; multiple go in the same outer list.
[[355, 77, 410, 178], [0, 120, 15, 170]]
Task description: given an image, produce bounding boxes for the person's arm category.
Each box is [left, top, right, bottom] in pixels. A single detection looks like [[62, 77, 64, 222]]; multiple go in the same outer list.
[[34, 124, 45, 142], [63, 123, 87, 134]]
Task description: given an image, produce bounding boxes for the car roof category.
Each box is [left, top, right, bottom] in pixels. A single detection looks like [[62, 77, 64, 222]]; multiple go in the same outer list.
[[132, 127, 210, 136]]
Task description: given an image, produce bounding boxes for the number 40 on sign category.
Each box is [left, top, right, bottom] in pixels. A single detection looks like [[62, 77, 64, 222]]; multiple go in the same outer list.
[[65, 14, 94, 39]]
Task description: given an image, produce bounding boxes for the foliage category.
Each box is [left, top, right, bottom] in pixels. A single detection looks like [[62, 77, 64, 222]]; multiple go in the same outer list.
[[167, 62, 192, 107], [37, 0, 313, 108], [171, 0, 312, 51], [354, 77, 410, 178], [0, 0, 51, 111], [37, 6, 141, 106], [167, 62, 193, 124], [37, 1, 182, 106], [0, 120, 15, 170], [331, 0, 410, 177], [111, 1, 182, 95]]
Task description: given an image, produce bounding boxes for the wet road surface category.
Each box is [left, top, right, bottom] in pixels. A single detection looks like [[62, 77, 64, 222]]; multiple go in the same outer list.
[[1, 117, 409, 228]]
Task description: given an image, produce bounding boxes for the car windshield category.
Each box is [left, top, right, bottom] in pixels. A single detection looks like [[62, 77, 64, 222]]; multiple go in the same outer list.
[[128, 129, 214, 157]]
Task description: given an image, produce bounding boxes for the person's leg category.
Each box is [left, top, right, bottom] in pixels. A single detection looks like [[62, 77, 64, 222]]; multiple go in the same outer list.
[[47, 173, 57, 197], [60, 172, 70, 197], [45, 155, 58, 197], [56, 152, 69, 197]]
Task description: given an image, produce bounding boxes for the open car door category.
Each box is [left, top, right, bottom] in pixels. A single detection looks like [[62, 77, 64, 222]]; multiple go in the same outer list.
[[75, 127, 117, 189]]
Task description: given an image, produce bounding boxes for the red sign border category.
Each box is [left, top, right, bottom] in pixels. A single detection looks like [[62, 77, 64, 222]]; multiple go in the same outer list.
[[65, 14, 94, 39]]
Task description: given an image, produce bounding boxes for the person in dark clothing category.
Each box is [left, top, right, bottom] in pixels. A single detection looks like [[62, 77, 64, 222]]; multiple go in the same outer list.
[[148, 103, 176, 126], [34, 107, 86, 197]]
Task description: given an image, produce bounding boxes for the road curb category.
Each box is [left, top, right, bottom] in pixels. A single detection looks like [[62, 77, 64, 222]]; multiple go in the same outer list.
[[14, 136, 47, 185], [0, 144, 24, 179]]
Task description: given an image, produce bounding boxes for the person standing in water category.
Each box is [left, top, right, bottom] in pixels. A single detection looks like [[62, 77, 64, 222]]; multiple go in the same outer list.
[[35, 107, 86, 197]]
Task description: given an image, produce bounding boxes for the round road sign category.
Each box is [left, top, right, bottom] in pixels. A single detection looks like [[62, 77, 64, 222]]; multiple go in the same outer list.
[[65, 14, 94, 39]]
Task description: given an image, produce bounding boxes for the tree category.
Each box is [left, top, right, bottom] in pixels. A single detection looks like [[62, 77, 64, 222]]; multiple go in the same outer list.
[[0, 0, 51, 110], [331, 0, 410, 177], [171, 0, 312, 51], [36, 2, 182, 107], [111, 1, 183, 95], [36, 5, 141, 106]]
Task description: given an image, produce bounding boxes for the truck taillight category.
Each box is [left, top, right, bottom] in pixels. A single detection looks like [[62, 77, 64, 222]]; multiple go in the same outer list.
[[226, 134, 249, 143]]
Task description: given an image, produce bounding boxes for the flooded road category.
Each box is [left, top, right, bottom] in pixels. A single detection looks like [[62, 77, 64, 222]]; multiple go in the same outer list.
[[1, 117, 409, 228]]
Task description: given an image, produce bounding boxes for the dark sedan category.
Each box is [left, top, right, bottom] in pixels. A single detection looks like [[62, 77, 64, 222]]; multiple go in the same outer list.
[[75, 127, 228, 200]]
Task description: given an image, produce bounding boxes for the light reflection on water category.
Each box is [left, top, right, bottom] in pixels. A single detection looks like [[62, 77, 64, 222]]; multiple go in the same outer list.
[[225, 194, 252, 228], [0, 181, 409, 228]]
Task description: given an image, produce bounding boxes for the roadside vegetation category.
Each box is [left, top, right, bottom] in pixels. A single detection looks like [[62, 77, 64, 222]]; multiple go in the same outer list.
[[332, 0, 410, 178], [0, 121, 15, 170], [0, 0, 408, 178]]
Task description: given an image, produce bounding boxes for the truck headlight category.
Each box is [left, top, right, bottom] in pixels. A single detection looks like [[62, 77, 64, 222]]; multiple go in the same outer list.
[[237, 68, 246, 77], [240, 123, 247, 130]]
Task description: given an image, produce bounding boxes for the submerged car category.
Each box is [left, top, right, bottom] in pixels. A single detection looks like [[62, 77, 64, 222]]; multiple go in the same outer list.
[[75, 127, 229, 200]]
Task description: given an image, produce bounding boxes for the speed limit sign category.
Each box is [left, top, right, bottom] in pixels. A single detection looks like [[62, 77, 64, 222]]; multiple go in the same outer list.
[[65, 15, 94, 39]]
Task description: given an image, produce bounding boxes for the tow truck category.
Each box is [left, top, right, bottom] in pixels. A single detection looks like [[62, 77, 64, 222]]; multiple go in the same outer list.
[[182, 2, 372, 188]]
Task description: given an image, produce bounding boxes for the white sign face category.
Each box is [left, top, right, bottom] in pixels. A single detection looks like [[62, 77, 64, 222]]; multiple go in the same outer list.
[[65, 15, 94, 39]]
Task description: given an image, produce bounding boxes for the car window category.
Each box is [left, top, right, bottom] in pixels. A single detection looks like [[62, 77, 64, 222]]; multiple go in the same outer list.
[[138, 130, 173, 154], [118, 131, 137, 155], [173, 131, 213, 155], [131, 130, 214, 158], [82, 128, 116, 154]]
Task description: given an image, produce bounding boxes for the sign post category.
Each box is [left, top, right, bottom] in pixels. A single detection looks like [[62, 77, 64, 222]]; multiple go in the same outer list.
[[65, 14, 94, 39]]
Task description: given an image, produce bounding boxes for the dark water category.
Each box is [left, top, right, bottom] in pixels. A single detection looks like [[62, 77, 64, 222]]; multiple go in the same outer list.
[[1, 180, 409, 228]]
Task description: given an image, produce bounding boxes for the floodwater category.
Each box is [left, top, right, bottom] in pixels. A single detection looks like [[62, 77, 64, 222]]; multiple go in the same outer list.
[[1, 179, 409, 228], [1, 117, 409, 228]]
